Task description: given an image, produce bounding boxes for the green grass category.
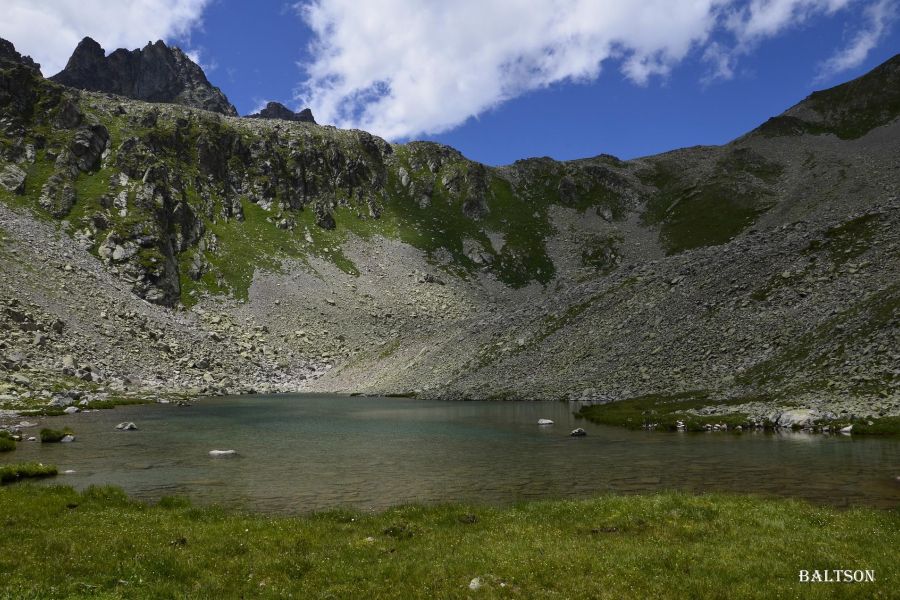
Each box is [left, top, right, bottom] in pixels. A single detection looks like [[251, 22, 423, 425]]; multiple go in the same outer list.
[[639, 154, 781, 255], [0, 431, 15, 452], [0, 463, 57, 484], [578, 391, 752, 431], [804, 213, 880, 265], [0, 485, 897, 598], [39, 427, 74, 443]]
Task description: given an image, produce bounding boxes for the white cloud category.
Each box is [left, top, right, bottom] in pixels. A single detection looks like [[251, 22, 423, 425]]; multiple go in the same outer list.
[[296, 0, 892, 140], [0, 0, 210, 76], [817, 0, 896, 79]]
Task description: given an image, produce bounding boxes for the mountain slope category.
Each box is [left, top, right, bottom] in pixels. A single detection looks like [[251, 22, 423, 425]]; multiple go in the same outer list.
[[0, 37, 897, 427]]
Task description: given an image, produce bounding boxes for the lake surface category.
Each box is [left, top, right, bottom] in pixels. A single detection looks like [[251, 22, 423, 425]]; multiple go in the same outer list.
[[4, 394, 899, 512]]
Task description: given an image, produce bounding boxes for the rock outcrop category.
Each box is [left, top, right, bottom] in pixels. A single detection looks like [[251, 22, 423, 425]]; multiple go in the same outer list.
[[50, 37, 237, 116], [0, 37, 41, 72], [247, 102, 316, 123]]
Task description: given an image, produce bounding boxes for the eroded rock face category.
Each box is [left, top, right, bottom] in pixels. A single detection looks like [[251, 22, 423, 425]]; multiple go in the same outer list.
[[50, 37, 237, 116], [0, 37, 41, 72], [247, 102, 316, 123]]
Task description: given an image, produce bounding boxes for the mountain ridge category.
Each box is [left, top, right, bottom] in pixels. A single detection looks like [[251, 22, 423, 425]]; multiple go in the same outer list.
[[0, 36, 897, 431], [50, 37, 237, 116]]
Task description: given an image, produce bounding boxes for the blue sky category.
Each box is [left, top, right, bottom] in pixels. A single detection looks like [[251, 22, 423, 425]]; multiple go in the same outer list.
[[3, 1, 899, 165]]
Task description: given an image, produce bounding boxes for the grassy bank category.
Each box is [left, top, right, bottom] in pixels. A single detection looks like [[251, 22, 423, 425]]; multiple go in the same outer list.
[[0, 462, 57, 484], [1, 486, 897, 598], [578, 393, 900, 435]]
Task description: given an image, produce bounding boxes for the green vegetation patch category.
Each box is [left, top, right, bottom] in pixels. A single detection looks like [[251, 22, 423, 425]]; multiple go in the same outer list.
[[804, 213, 880, 265], [0, 463, 57, 484], [0, 431, 15, 452], [804, 56, 900, 139], [0, 485, 897, 597], [579, 391, 751, 431], [638, 151, 782, 254], [39, 427, 74, 443]]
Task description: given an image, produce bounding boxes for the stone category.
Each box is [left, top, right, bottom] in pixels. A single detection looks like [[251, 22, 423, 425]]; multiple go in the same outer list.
[[60, 434, 75, 443], [775, 409, 819, 428], [115, 422, 137, 430], [468, 578, 482, 591], [63, 406, 79, 414], [537, 418, 554, 425], [840, 425, 853, 434], [209, 449, 236, 457], [570, 428, 587, 437], [0, 164, 27, 194]]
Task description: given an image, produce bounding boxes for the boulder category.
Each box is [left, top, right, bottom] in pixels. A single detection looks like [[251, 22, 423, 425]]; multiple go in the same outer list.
[[537, 419, 554, 425], [0, 164, 26, 194], [570, 428, 587, 437], [774, 409, 819, 428], [115, 422, 137, 431]]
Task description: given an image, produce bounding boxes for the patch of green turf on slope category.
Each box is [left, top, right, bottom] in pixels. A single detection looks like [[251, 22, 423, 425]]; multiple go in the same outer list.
[[1, 485, 897, 598], [578, 391, 751, 432], [0, 463, 57, 484], [346, 148, 556, 286], [803, 55, 900, 140], [804, 213, 881, 265], [639, 151, 782, 255]]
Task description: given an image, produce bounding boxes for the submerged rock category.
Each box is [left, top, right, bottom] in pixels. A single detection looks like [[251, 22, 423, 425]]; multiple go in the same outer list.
[[116, 422, 138, 431], [538, 418, 554, 425], [570, 428, 587, 437]]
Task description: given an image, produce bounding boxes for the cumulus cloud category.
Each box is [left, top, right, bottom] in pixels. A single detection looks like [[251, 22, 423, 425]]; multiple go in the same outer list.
[[295, 0, 893, 140], [0, 0, 210, 76], [817, 0, 896, 80]]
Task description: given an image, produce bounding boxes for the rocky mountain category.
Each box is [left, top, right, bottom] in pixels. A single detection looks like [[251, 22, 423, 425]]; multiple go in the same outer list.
[[248, 102, 316, 123], [50, 37, 237, 116], [0, 38, 40, 73], [0, 35, 897, 428]]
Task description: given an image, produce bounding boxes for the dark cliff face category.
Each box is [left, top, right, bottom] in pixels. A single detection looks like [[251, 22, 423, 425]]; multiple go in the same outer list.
[[0, 38, 41, 73], [247, 101, 316, 123], [50, 37, 237, 116]]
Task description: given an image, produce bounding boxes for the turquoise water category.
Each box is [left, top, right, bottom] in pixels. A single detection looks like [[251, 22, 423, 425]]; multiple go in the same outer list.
[[4, 394, 899, 512]]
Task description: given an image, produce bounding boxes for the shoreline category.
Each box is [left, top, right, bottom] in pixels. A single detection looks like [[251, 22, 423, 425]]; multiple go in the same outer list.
[[2, 386, 899, 438]]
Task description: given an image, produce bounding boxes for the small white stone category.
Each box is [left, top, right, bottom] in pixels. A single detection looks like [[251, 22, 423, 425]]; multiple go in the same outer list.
[[209, 449, 236, 457], [468, 577, 482, 591]]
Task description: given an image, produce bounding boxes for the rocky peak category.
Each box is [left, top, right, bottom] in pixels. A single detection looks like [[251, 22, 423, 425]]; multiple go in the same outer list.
[[50, 37, 237, 116], [247, 101, 316, 123], [0, 37, 41, 73]]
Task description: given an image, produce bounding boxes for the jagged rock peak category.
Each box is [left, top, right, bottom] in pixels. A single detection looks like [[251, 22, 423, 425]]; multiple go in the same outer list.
[[0, 37, 41, 73], [247, 101, 316, 123], [50, 36, 237, 116]]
